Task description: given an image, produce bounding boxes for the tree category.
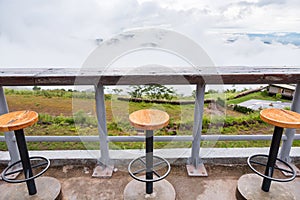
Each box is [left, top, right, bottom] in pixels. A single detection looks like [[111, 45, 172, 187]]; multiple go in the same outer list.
[[128, 84, 176, 100], [112, 88, 123, 95], [128, 85, 143, 98]]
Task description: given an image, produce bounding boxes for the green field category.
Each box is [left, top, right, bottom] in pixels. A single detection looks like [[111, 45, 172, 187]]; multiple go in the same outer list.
[[1, 88, 297, 150]]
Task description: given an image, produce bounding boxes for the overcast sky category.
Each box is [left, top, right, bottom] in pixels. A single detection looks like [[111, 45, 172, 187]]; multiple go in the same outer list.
[[0, 0, 300, 67]]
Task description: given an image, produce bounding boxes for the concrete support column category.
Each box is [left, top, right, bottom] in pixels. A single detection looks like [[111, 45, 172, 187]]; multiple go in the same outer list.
[[186, 83, 207, 176], [93, 83, 114, 177], [280, 82, 300, 162], [0, 86, 19, 164]]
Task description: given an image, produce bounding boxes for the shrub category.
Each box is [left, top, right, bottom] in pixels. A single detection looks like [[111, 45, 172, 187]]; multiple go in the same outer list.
[[275, 93, 282, 100], [233, 105, 254, 114], [39, 113, 75, 125], [107, 121, 122, 131], [216, 97, 225, 107], [74, 110, 97, 126]]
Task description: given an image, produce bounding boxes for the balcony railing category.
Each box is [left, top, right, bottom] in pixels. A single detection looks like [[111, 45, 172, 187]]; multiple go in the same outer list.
[[1, 66, 300, 175]]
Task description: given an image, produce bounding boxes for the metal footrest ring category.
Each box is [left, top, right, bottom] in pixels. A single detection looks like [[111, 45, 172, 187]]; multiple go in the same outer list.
[[128, 155, 171, 183], [247, 154, 296, 182], [1, 156, 50, 183]]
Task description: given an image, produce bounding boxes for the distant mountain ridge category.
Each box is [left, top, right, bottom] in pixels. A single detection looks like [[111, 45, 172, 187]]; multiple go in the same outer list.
[[227, 32, 300, 47]]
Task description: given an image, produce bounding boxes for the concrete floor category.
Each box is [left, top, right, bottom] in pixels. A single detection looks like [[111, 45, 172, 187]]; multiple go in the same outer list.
[[1, 164, 300, 200]]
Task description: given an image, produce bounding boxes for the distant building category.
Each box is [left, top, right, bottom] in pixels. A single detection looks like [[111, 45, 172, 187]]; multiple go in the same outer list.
[[268, 84, 296, 99]]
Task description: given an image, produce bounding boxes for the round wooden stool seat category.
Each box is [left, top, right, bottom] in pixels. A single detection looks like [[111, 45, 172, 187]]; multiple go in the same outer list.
[[260, 108, 300, 129], [129, 109, 169, 130], [0, 110, 38, 132]]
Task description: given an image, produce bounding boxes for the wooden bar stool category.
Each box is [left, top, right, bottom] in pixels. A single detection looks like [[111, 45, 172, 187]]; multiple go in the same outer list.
[[124, 109, 175, 200], [237, 108, 299, 200], [0, 110, 61, 200]]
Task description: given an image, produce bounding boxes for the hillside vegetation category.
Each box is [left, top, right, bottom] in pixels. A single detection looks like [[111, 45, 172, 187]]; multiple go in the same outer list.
[[0, 88, 296, 150]]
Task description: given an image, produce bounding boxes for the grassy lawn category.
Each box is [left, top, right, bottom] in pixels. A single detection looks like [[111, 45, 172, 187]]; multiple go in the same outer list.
[[227, 91, 291, 105]]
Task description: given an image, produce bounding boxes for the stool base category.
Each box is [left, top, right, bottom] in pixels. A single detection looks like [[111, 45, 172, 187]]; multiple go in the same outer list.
[[276, 161, 300, 177], [236, 174, 295, 200], [124, 177, 175, 200], [0, 177, 62, 200]]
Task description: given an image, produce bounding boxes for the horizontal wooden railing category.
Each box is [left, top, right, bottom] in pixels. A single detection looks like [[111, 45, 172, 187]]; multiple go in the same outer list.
[[0, 66, 300, 85]]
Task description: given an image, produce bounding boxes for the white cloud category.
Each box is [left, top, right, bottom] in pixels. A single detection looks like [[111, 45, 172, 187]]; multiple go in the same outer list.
[[205, 35, 300, 66], [0, 0, 299, 67], [256, 0, 286, 7]]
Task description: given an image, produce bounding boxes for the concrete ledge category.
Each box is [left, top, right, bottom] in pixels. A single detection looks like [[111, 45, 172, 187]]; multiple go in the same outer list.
[[1, 147, 300, 166]]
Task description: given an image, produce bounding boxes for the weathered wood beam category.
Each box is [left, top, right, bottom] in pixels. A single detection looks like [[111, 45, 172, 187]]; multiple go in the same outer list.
[[0, 66, 299, 86]]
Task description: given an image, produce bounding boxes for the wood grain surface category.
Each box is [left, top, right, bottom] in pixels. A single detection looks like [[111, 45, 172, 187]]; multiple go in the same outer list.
[[0, 110, 38, 132], [0, 66, 300, 85], [129, 109, 169, 130], [260, 108, 300, 128]]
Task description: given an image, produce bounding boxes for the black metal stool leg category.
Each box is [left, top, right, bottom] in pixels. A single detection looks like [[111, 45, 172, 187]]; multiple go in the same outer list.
[[14, 129, 37, 195], [146, 130, 153, 194], [261, 126, 283, 192]]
